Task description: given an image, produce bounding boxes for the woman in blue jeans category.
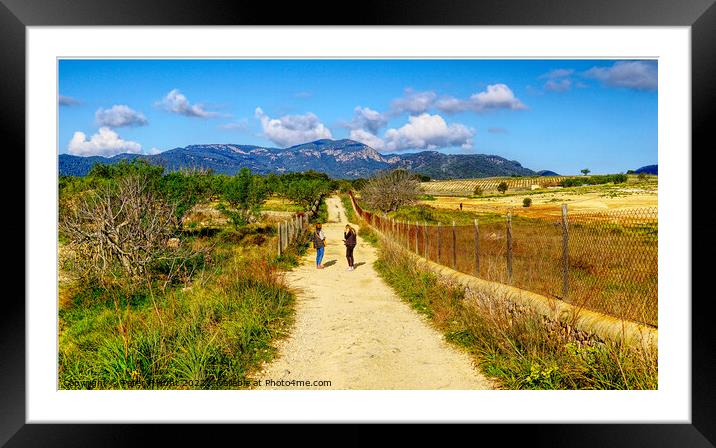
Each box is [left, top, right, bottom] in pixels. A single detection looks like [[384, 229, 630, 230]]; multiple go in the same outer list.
[[312, 223, 326, 269]]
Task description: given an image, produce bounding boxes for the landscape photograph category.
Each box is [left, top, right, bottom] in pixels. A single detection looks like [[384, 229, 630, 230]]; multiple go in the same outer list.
[[57, 58, 658, 391]]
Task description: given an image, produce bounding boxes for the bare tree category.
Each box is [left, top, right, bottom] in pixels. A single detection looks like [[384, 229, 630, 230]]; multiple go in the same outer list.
[[60, 174, 182, 281], [360, 169, 422, 213]]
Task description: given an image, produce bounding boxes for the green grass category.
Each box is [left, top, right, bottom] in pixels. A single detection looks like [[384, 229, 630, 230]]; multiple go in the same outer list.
[[373, 242, 657, 390], [358, 225, 378, 247], [340, 194, 357, 224], [388, 204, 536, 226], [58, 219, 304, 390], [260, 200, 304, 213]]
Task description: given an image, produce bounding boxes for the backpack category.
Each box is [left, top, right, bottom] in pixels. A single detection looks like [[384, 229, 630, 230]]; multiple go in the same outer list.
[[312, 231, 324, 248]]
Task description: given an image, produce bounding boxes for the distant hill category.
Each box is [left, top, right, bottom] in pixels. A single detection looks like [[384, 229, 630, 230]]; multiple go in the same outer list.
[[536, 170, 560, 176], [634, 165, 658, 175], [58, 138, 544, 180]]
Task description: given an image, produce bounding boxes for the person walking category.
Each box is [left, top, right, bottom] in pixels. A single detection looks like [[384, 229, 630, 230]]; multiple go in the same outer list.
[[312, 223, 326, 269], [343, 224, 357, 271]]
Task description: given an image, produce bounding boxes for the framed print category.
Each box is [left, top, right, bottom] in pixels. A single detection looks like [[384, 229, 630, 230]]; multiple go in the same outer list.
[[6, 0, 713, 445]]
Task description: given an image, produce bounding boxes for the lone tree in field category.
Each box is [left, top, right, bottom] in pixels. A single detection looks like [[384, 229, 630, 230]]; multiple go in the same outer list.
[[59, 173, 179, 280], [581, 168, 591, 176], [497, 181, 508, 194], [361, 169, 422, 213]]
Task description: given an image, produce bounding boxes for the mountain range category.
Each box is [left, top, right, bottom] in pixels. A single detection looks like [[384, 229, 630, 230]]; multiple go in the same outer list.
[[634, 165, 658, 175], [58, 138, 552, 179]]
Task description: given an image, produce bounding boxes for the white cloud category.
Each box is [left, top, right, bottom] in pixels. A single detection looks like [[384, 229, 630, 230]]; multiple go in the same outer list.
[[255, 107, 332, 147], [390, 89, 437, 115], [146, 147, 163, 155], [544, 78, 572, 92], [59, 95, 80, 106], [383, 113, 474, 152], [349, 128, 386, 151], [584, 61, 657, 91], [95, 105, 148, 127], [434, 96, 470, 113], [158, 89, 218, 118], [68, 127, 142, 156], [435, 84, 527, 113], [470, 84, 528, 111], [347, 106, 388, 134]]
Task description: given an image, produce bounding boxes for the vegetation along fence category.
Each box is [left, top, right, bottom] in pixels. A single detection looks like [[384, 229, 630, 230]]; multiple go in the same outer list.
[[276, 197, 322, 256], [349, 192, 658, 327]]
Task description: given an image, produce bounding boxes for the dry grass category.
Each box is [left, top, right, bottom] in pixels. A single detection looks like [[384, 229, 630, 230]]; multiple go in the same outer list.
[[374, 241, 658, 390]]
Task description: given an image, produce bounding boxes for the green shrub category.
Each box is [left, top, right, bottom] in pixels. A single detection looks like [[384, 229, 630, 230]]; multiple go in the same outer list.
[[523, 198, 532, 207]]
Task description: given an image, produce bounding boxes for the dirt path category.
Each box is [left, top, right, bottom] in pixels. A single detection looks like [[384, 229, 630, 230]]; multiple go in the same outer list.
[[253, 196, 493, 390]]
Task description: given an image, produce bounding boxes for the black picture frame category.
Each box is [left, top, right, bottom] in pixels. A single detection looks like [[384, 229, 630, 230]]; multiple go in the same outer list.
[[5, 0, 712, 445]]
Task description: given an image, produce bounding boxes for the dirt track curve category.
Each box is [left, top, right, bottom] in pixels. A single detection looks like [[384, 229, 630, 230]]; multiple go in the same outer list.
[[253, 196, 493, 390]]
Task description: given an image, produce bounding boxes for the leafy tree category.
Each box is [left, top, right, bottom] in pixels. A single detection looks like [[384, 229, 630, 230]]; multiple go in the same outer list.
[[351, 178, 368, 191], [361, 169, 422, 213], [581, 168, 591, 176], [160, 172, 208, 225], [523, 197, 532, 207], [497, 181, 509, 194], [336, 179, 353, 194], [284, 178, 331, 210], [219, 168, 269, 228], [88, 159, 164, 182]]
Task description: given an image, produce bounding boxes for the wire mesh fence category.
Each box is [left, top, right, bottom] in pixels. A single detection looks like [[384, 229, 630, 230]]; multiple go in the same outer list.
[[349, 192, 657, 327]]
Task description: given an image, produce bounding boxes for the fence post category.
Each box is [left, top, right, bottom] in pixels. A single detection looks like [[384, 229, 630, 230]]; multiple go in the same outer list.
[[277, 222, 282, 257], [404, 221, 408, 248], [415, 221, 419, 253], [437, 222, 442, 264], [452, 221, 457, 270], [423, 222, 428, 259], [283, 220, 288, 250], [506, 211, 513, 285], [562, 203, 569, 299], [474, 218, 480, 276]]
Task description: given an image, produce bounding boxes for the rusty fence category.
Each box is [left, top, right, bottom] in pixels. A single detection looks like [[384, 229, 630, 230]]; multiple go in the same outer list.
[[349, 192, 658, 327]]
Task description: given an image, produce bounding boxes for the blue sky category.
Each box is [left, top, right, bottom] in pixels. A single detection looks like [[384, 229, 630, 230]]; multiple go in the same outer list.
[[58, 59, 657, 175]]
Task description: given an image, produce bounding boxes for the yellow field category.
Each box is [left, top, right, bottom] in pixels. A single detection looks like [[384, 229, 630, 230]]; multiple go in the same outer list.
[[421, 178, 657, 220], [420, 174, 656, 196], [420, 176, 570, 195]]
